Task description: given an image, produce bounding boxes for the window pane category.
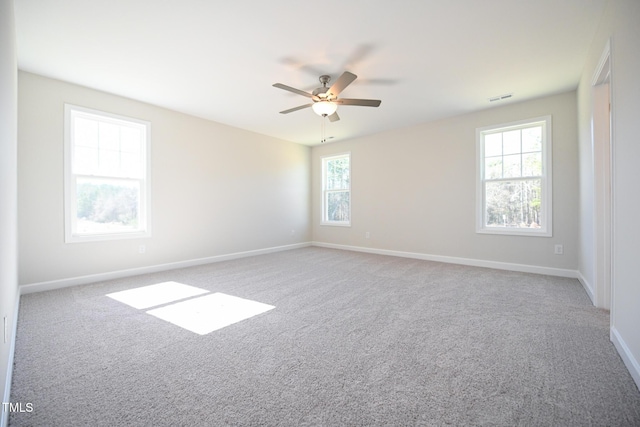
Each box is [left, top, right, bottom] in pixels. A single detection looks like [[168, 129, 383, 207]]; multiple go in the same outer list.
[[503, 130, 521, 155], [74, 146, 99, 175], [485, 179, 542, 229], [326, 157, 350, 190], [99, 122, 121, 151], [522, 152, 542, 177], [503, 154, 521, 178], [484, 133, 502, 157], [485, 157, 502, 179], [326, 191, 350, 222], [99, 148, 121, 176], [522, 126, 542, 152], [120, 127, 142, 153], [74, 117, 98, 148], [76, 177, 141, 234], [121, 151, 142, 178], [73, 115, 146, 179]]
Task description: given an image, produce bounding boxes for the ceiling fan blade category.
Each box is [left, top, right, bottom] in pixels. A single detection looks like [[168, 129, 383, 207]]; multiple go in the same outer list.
[[279, 103, 313, 114], [280, 57, 327, 77], [328, 71, 357, 96], [342, 44, 375, 70], [356, 78, 399, 86], [335, 98, 381, 107], [327, 111, 340, 122], [273, 83, 314, 98]]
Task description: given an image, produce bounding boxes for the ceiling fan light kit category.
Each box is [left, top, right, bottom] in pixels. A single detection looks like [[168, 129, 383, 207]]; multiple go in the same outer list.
[[311, 100, 338, 116], [273, 71, 382, 123]]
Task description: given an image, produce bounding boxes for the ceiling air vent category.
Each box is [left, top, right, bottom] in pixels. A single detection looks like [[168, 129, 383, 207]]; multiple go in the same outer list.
[[489, 93, 513, 102]]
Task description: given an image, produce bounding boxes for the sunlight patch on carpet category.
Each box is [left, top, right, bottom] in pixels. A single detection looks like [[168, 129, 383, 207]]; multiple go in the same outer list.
[[106, 282, 275, 335], [106, 281, 209, 309], [146, 292, 275, 335]]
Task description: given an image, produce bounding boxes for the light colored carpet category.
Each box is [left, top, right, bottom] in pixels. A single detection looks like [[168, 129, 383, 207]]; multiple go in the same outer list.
[[9, 247, 640, 426]]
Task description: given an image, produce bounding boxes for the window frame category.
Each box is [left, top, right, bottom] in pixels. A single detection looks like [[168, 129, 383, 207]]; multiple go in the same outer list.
[[64, 104, 151, 243], [476, 115, 552, 237], [321, 152, 351, 227]]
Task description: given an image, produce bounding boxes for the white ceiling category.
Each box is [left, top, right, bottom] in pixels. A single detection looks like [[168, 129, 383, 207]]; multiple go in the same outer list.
[[15, 0, 608, 146]]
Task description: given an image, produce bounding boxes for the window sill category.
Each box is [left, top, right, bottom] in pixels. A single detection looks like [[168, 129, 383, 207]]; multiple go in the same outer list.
[[476, 227, 551, 237], [65, 230, 151, 243], [320, 222, 351, 227]]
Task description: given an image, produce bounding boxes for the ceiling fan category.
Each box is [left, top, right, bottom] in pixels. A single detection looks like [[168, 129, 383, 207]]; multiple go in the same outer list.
[[272, 71, 381, 122]]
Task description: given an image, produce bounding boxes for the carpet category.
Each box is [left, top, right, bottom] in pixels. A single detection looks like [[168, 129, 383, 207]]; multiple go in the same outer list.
[[9, 247, 640, 426]]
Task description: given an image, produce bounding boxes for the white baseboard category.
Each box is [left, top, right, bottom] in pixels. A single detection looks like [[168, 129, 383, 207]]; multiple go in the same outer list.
[[610, 326, 640, 391], [20, 242, 311, 295], [312, 241, 579, 278], [21, 241, 580, 295], [1, 292, 20, 427], [576, 270, 595, 304]]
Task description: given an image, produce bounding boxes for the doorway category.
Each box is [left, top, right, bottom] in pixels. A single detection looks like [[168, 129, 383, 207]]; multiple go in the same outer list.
[[592, 42, 612, 310]]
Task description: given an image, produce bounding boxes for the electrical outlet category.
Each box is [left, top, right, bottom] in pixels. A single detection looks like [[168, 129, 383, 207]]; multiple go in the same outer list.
[[365, 232, 370, 239], [139, 245, 146, 254], [554, 244, 564, 255]]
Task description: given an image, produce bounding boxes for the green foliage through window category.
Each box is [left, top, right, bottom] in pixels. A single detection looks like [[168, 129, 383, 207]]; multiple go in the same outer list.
[[478, 117, 551, 235], [322, 154, 351, 224], [65, 104, 149, 240], [77, 179, 139, 228]]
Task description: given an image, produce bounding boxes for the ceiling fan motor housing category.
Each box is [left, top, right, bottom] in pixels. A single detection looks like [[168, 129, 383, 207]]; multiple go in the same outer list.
[[313, 75, 333, 99]]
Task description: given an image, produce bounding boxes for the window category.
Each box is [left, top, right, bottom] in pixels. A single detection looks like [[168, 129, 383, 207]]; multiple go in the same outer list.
[[321, 153, 351, 226], [64, 104, 150, 242], [476, 116, 552, 236]]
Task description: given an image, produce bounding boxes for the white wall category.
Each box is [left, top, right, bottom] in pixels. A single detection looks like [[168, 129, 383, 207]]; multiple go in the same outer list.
[[577, 0, 640, 388], [312, 91, 579, 272], [18, 72, 310, 285], [9, 0, 640, 404], [0, 0, 19, 423]]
